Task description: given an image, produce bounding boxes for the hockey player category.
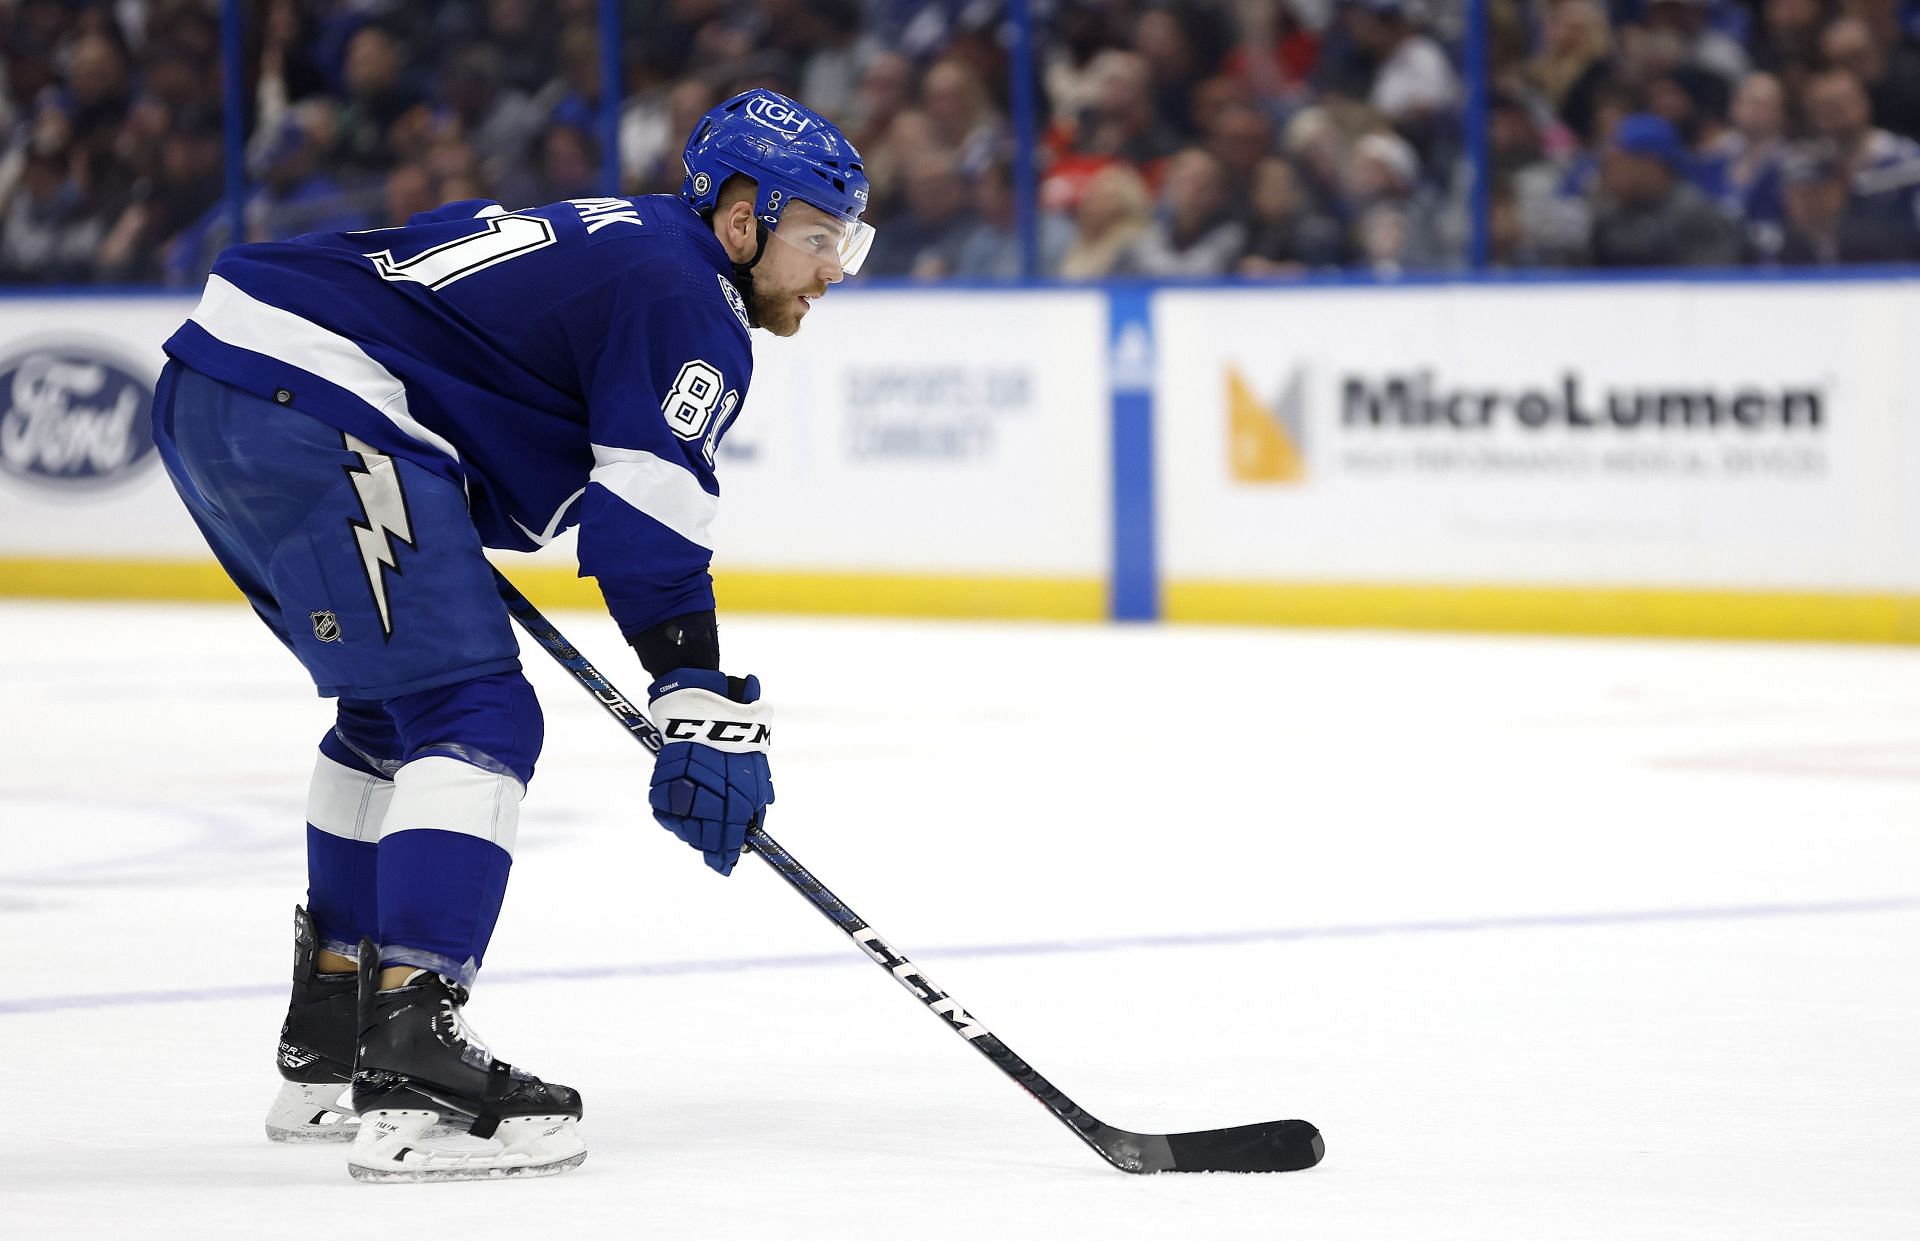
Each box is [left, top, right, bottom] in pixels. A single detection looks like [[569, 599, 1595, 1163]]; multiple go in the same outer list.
[[150, 90, 873, 1182]]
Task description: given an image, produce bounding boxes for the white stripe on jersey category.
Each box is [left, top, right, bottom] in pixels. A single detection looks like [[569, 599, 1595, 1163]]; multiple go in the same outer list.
[[307, 750, 392, 842], [589, 444, 718, 549], [380, 756, 522, 854], [188, 275, 463, 464]]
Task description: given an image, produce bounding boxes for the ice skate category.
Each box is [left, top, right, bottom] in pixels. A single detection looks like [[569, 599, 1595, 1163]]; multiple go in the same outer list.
[[265, 906, 360, 1142], [347, 960, 584, 1183]]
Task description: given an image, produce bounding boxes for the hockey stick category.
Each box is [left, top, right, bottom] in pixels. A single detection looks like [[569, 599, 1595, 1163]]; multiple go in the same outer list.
[[493, 569, 1324, 1174]]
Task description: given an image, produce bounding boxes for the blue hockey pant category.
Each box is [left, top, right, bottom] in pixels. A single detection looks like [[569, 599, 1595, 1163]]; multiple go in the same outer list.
[[152, 361, 543, 983]]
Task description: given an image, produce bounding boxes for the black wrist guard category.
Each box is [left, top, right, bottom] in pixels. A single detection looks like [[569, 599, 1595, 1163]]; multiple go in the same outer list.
[[628, 610, 721, 678]]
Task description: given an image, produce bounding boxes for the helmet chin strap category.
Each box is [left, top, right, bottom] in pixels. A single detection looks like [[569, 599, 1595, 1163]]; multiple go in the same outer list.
[[731, 223, 773, 328]]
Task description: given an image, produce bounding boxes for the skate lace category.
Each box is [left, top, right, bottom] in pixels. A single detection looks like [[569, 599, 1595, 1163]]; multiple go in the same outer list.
[[434, 985, 498, 1072]]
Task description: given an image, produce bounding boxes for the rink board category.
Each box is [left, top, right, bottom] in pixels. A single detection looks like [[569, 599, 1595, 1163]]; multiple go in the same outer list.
[[1152, 279, 1920, 640], [2, 280, 1918, 638]]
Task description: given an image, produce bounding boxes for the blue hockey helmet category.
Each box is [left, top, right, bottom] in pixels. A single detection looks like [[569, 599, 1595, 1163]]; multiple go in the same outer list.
[[681, 89, 875, 274]]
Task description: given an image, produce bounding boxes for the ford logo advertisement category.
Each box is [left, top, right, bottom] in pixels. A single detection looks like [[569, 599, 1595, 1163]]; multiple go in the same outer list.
[[0, 341, 157, 488]]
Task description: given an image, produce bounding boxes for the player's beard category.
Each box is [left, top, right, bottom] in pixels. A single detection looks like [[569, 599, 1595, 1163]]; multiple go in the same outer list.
[[749, 274, 821, 337]]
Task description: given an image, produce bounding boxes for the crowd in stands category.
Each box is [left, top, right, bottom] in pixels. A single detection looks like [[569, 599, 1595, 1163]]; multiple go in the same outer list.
[[1494, 0, 1920, 266], [3, 0, 1919, 285]]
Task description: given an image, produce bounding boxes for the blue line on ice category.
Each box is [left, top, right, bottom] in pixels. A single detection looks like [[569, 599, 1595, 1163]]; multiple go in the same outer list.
[[5, 894, 1915, 1017]]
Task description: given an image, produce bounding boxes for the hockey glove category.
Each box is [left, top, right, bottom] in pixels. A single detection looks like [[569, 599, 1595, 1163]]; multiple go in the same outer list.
[[646, 669, 773, 876]]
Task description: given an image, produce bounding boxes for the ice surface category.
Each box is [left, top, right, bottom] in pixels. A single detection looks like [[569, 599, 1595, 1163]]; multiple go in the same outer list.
[[2, 600, 1916, 1238]]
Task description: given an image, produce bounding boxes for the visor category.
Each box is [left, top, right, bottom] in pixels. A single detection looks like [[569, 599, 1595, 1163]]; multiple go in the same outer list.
[[766, 208, 877, 276]]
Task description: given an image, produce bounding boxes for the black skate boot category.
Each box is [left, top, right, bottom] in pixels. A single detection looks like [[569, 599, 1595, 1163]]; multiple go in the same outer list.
[[346, 945, 585, 1182], [264, 906, 360, 1142]]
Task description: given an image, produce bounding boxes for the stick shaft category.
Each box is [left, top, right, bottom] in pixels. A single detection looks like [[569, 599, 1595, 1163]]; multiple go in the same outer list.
[[491, 571, 1133, 1167]]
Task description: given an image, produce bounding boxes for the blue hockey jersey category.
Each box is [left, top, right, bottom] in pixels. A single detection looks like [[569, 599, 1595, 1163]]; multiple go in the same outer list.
[[163, 194, 756, 637]]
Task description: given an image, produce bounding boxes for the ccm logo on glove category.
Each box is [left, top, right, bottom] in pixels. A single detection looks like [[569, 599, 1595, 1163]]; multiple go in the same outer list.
[[662, 717, 770, 745]]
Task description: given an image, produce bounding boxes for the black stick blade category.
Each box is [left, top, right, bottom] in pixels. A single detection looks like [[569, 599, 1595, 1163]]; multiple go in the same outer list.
[[1161, 1119, 1324, 1173]]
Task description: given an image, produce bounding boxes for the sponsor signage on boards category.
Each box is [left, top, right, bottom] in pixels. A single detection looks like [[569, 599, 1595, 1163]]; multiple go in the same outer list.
[[1228, 362, 1830, 486], [0, 340, 158, 490]]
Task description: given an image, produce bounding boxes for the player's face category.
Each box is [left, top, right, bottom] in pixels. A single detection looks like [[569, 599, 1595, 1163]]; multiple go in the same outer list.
[[752, 202, 852, 337]]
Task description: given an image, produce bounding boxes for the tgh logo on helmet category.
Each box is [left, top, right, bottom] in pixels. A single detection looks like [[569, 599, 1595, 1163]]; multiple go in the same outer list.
[[0, 341, 157, 488], [744, 94, 811, 135]]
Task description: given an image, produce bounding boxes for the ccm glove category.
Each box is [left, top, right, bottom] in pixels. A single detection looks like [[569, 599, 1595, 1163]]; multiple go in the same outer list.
[[646, 669, 773, 875]]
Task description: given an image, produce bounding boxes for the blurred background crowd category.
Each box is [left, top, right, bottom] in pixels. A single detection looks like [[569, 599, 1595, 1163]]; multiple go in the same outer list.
[[3, 0, 1919, 285]]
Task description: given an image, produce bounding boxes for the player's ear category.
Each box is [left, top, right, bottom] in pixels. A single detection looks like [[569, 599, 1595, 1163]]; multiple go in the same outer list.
[[714, 199, 758, 264]]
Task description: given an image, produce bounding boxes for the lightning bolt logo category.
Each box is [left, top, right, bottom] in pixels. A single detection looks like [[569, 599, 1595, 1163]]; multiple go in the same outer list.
[[342, 434, 414, 638]]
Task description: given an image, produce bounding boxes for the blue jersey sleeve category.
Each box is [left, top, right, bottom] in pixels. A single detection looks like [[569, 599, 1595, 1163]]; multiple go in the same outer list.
[[574, 273, 753, 638]]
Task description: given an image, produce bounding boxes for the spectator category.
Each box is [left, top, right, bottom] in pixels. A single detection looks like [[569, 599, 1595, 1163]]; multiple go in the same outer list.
[[1752, 0, 1825, 104], [1341, 0, 1459, 143], [333, 23, 427, 176], [798, 0, 878, 123], [950, 159, 1074, 279], [12, 0, 1920, 285], [96, 120, 225, 283], [383, 163, 439, 227], [1635, 0, 1751, 88], [496, 123, 601, 208], [863, 148, 977, 278], [1237, 154, 1346, 274], [1206, 101, 1279, 201], [1189, 73, 1259, 144], [1355, 201, 1415, 274], [1114, 147, 1248, 276], [623, 77, 718, 195], [483, 0, 560, 96], [440, 43, 547, 191], [1525, 0, 1613, 140], [1494, 89, 1582, 267], [1774, 139, 1919, 262], [1647, 66, 1731, 170], [1803, 69, 1920, 253], [1072, 49, 1187, 169], [1058, 163, 1155, 279], [250, 102, 376, 239], [1590, 113, 1743, 266], [922, 57, 1003, 176], [861, 106, 939, 226], [1346, 130, 1443, 267], [1133, 6, 1208, 142], [1222, 0, 1320, 106], [545, 24, 607, 136], [1711, 72, 1790, 254], [850, 50, 916, 154], [59, 30, 134, 165], [1046, 0, 1130, 124], [0, 144, 108, 284], [1819, 16, 1920, 143]]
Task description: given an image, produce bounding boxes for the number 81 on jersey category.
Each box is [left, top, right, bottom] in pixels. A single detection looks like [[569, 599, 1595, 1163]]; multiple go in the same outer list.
[[662, 359, 740, 466]]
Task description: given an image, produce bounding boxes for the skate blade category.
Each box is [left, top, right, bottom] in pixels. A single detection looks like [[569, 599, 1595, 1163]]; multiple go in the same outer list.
[[348, 1109, 586, 1183], [265, 1081, 359, 1143], [348, 1149, 587, 1183]]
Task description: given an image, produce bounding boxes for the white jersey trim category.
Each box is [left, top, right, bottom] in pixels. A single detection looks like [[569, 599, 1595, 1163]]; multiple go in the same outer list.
[[380, 755, 522, 854], [589, 444, 718, 549], [511, 486, 587, 547], [188, 274, 462, 464]]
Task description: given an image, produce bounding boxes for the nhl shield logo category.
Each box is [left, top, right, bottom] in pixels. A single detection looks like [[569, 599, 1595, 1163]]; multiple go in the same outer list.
[[310, 610, 342, 643]]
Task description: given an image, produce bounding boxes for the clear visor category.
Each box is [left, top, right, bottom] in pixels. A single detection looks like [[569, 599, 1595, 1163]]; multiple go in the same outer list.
[[767, 209, 877, 277]]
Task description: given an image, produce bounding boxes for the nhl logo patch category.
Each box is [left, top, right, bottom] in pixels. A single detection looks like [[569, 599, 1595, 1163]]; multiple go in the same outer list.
[[310, 610, 342, 643]]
